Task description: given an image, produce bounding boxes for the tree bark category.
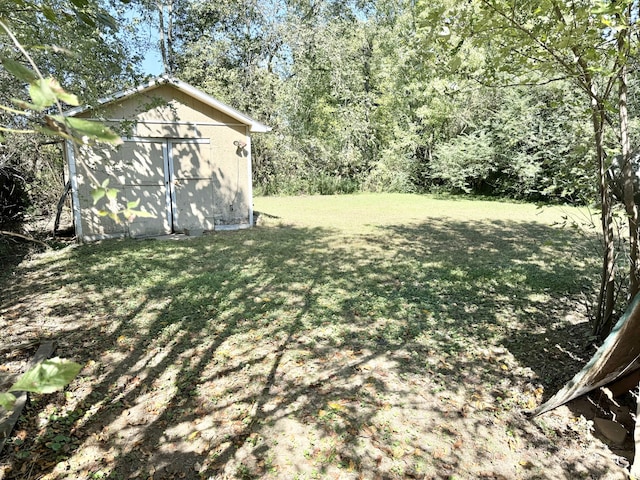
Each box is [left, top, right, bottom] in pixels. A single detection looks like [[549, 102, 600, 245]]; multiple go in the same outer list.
[[592, 92, 617, 338], [166, 0, 174, 74], [618, 9, 640, 301], [157, 0, 169, 74]]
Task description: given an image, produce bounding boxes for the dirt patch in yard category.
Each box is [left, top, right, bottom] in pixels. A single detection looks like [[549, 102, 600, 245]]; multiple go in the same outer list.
[[0, 206, 635, 479]]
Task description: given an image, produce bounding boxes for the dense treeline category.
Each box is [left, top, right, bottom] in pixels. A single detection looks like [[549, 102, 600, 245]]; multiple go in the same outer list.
[[169, 0, 607, 202], [1, 0, 632, 226]]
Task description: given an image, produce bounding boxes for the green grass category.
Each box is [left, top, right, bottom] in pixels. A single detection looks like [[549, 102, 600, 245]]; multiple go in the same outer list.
[[1, 194, 613, 480]]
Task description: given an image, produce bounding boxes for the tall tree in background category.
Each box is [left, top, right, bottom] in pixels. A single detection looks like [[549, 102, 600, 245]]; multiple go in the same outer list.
[[284, 0, 377, 186], [161, 0, 599, 203], [172, 0, 290, 191]]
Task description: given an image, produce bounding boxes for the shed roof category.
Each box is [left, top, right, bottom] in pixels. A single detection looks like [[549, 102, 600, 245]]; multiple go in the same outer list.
[[65, 75, 271, 133]]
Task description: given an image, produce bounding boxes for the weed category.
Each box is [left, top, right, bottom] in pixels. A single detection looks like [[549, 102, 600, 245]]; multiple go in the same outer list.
[[44, 434, 72, 452]]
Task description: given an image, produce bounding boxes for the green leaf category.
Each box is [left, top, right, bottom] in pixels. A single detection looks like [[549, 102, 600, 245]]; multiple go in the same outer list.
[[2, 58, 37, 82], [14, 98, 43, 111], [91, 188, 106, 204], [126, 199, 140, 209], [29, 78, 57, 110], [36, 125, 73, 141], [129, 209, 154, 218], [9, 358, 82, 394], [56, 90, 79, 106], [448, 55, 462, 71], [70, 0, 89, 8], [25, 78, 79, 110], [95, 12, 118, 30], [106, 188, 118, 200], [91, 188, 107, 205], [75, 11, 96, 27], [0, 392, 16, 410], [63, 117, 123, 145], [591, 1, 622, 15], [48, 78, 79, 106], [123, 206, 154, 221], [41, 5, 58, 22], [101, 178, 110, 188]]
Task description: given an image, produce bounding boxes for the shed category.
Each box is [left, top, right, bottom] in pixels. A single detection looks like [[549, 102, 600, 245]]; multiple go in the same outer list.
[[64, 76, 270, 242]]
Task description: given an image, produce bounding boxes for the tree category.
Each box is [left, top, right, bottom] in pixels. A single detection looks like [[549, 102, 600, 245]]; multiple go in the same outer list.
[[159, 0, 623, 206], [0, 0, 145, 226], [418, 0, 640, 337], [0, 3, 133, 409]]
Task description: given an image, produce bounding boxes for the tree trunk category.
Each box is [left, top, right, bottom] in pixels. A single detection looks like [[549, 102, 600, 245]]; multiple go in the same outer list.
[[157, 0, 169, 74], [166, 0, 174, 74], [618, 11, 640, 301], [592, 92, 617, 338]]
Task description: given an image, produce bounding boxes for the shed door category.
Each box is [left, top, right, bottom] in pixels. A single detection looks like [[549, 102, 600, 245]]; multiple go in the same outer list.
[[120, 139, 171, 237], [169, 139, 215, 232], [120, 138, 212, 235]]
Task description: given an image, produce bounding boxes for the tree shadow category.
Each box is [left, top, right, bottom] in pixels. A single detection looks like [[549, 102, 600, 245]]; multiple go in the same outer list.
[[0, 216, 624, 479], [0, 235, 31, 283], [0, 234, 51, 363]]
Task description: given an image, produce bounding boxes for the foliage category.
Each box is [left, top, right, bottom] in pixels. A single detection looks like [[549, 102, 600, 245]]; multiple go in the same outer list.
[[18, 0, 584, 205], [431, 130, 496, 194], [164, 0, 604, 200], [0, 0, 144, 225], [0, 0, 631, 206], [0, 164, 29, 226], [411, 0, 640, 335], [0, 358, 82, 411], [0, 6, 139, 412]]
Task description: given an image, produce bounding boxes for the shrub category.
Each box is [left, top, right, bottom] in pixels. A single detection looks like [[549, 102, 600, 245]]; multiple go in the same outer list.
[[0, 166, 29, 227]]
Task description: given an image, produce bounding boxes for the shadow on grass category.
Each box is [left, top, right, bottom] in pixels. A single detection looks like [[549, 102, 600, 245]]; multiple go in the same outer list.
[[0, 235, 32, 284], [0, 216, 620, 480]]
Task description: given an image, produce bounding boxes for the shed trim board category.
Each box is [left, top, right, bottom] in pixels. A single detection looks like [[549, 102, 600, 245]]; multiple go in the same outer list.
[[161, 140, 171, 230], [65, 76, 271, 133], [124, 136, 211, 143], [247, 126, 254, 227], [102, 119, 253, 127], [66, 141, 84, 241]]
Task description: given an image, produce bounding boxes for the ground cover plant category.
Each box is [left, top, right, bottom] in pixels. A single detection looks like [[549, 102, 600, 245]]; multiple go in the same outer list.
[[0, 193, 630, 479]]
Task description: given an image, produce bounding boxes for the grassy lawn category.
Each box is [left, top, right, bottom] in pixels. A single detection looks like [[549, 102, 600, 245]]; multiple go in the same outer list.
[[0, 193, 626, 479]]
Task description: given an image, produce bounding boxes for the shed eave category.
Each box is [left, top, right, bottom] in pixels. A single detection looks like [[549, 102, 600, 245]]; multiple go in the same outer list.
[[64, 75, 271, 133]]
